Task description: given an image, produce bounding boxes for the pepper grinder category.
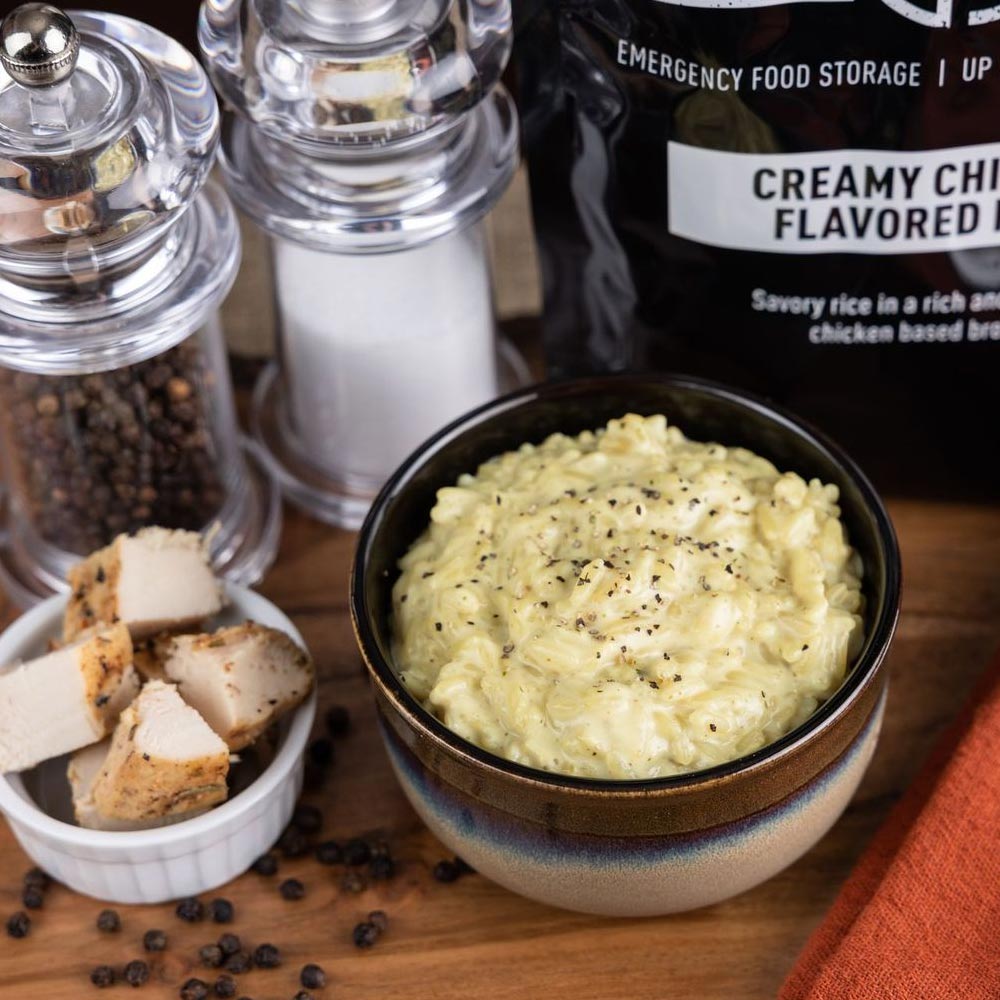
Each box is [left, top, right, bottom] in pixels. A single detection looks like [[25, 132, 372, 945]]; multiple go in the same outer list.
[[200, 0, 526, 529], [0, 4, 281, 605]]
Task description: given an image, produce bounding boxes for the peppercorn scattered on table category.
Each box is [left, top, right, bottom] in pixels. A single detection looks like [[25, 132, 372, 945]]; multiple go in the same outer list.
[[1, 493, 998, 999]]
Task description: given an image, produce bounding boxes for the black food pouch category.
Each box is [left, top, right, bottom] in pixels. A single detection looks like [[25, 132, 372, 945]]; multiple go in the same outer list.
[[515, 0, 1000, 497]]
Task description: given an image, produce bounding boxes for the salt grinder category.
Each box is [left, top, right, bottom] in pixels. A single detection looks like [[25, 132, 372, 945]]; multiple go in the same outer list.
[[200, 0, 525, 528]]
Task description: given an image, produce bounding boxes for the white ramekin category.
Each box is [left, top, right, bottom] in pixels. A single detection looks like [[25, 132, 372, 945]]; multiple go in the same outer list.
[[0, 584, 316, 904]]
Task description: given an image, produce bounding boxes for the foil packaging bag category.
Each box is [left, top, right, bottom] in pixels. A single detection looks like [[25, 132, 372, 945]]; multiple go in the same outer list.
[[515, 0, 1000, 497]]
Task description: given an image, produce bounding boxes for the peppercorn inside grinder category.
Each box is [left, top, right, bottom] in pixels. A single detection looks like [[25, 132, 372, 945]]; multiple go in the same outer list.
[[200, 0, 526, 529], [0, 5, 281, 606]]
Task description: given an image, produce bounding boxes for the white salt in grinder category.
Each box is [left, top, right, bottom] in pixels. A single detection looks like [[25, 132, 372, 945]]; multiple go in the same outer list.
[[0, 4, 281, 605], [200, 0, 524, 528]]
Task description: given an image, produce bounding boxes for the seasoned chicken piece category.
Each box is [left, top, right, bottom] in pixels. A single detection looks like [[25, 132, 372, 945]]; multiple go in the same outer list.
[[89, 681, 229, 822], [165, 623, 314, 751], [0, 624, 137, 773], [64, 528, 224, 642], [68, 740, 212, 831], [132, 632, 181, 682]]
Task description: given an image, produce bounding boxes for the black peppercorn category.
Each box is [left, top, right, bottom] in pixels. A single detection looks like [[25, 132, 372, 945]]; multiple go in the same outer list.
[[278, 826, 309, 858], [217, 932, 241, 957], [23, 867, 50, 891], [250, 853, 278, 876], [90, 965, 116, 988], [352, 921, 380, 949], [253, 943, 281, 969], [324, 705, 350, 737], [213, 974, 237, 998], [299, 964, 326, 989], [6, 911, 30, 938], [143, 929, 168, 952], [21, 886, 44, 910], [370, 854, 395, 880], [454, 856, 476, 875], [176, 897, 204, 922], [124, 960, 150, 987], [180, 979, 210, 1000], [199, 944, 225, 968], [340, 870, 366, 893], [307, 738, 334, 768], [279, 878, 305, 901], [343, 838, 371, 866], [291, 804, 323, 833], [209, 898, 234, 924], [96, 908, 121, 932], [315, 840, 342, 865], [368, 910, 389, 933], [432, 859, 461, 883], [224, 951, 252, 974]]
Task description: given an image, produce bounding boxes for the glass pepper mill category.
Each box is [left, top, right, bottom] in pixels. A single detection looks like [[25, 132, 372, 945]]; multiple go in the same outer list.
[[0, 4, 281, 606], [200, 0, 525, 529]]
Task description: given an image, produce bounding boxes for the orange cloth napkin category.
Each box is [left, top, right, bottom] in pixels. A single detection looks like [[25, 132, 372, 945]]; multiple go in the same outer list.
[[780, 657, 1000, 1000]]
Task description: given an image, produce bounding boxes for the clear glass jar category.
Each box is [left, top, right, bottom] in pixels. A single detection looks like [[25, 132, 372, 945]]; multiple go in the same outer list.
[[201, 0, 525, 529], [0, 325, 240, 557], [0, 8, 280, 604]]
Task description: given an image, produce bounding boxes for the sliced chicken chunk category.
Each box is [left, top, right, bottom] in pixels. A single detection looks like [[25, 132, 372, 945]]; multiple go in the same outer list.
[[68, 739, 213, 831], [64, 528, 224, 642], [0, 624, 137, 773], [89, 681, 229, 822], [165, 623, 314, 751]]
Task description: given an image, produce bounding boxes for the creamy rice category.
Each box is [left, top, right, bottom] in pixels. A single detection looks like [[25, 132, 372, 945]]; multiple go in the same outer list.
[[392, 414, 864, 780]]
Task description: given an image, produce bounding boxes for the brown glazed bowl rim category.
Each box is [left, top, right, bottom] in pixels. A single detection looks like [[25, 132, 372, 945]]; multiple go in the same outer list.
[[351, 374, 901, 797]]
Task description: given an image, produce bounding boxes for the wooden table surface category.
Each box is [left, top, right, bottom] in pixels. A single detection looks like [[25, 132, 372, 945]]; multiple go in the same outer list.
[[1, 493, 999, 999]]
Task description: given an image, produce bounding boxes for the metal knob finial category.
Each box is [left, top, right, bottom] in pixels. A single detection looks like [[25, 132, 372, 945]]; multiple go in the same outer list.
[[1, 3, 79, 87]]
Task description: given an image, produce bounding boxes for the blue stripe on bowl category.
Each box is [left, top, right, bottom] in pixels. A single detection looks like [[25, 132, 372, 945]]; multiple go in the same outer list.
[[382, 687, 886, 867]]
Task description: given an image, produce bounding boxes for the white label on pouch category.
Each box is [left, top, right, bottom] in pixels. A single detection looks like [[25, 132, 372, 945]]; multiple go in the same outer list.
[[668, 141, 1000, 255]]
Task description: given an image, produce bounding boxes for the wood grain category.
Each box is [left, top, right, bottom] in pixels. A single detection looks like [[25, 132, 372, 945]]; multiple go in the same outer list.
[[1, 497, 999, 1000]]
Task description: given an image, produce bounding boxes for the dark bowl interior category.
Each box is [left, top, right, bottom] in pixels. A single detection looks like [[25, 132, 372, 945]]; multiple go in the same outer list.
[[353, 374, 901, 790]]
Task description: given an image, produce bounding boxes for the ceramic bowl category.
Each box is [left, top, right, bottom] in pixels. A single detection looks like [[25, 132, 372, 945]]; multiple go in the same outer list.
[[0, 584, 316, 904], [352, 374, 901, 916]]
